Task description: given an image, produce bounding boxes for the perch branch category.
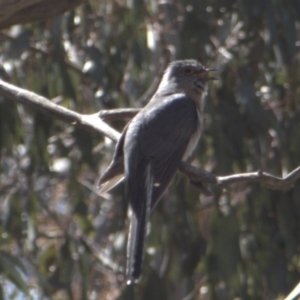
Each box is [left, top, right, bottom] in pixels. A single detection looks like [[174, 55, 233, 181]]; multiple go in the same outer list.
[[217, 168, 300, 190], [0, 79, 120, 141], [179, 163, 300, 191], [1, 79, 300, 191]]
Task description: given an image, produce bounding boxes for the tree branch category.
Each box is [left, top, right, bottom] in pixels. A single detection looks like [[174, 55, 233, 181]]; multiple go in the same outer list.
[[1, 79, 300, 191], [179, 163, 300, 191], [0, 79, 120, 141]]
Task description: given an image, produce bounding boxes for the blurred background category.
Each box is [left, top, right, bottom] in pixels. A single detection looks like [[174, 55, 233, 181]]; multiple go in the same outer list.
[[1, 0, 300, 299]]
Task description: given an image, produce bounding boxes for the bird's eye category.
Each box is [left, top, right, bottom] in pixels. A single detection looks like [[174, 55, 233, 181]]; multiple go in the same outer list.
[[184, 68, 193, 74]]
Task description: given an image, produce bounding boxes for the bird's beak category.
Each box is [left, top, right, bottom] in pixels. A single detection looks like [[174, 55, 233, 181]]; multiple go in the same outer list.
[[205, 68, 218, 81]]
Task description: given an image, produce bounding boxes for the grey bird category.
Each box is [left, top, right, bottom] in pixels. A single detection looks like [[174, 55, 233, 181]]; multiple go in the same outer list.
[[98, 59, 215, 284]]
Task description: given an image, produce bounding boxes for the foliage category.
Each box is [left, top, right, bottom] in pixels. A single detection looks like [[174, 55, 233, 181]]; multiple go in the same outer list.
[[1, 0, 300, 299]]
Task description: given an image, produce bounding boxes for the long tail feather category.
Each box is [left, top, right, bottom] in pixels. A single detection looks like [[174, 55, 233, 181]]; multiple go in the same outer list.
[[126, 164, 153, 284]]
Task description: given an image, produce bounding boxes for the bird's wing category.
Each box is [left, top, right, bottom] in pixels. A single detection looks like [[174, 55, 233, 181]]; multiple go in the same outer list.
[[98, 125, 128, 193], [98, 165, 124, 194], [125, 93, 199, 282], [131, 93, 199, 209]]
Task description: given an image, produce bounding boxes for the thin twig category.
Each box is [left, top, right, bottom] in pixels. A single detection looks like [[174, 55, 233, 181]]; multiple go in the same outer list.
[[179, 162, 300, 191], [217, 168, 300, 190]]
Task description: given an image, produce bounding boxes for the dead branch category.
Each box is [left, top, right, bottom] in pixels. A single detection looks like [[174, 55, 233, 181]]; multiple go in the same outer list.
[[179, 163, 300, 191], [0, 79, 120, 141], [1, 79, 300, 191]]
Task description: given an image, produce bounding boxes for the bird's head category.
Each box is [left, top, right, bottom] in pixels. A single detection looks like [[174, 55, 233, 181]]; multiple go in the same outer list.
[[158, 59, 216, 97]]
